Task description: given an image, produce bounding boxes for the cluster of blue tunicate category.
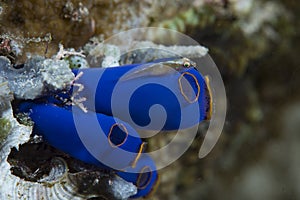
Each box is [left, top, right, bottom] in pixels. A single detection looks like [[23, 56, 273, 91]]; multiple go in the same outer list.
[[17, 58, 210, 198]]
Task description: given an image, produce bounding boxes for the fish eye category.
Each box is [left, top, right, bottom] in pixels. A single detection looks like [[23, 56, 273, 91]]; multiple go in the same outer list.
[[183, 61, 190, 68]]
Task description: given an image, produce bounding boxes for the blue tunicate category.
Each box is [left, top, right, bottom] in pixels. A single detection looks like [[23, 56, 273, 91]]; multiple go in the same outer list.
[[17, 58, 211, 198]]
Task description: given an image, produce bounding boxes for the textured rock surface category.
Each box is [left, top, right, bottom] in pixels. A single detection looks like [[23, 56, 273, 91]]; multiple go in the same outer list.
[[0, 0, 299, 200], [0, 56, 74, 99]]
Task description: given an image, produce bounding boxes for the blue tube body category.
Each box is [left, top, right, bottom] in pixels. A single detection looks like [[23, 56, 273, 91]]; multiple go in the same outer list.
[[72, 63, 209, 131], [18, 102, 158, 198]]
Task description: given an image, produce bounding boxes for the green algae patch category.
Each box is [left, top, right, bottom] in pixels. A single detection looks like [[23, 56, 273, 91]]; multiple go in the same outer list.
[[0, 117, 11, 143]]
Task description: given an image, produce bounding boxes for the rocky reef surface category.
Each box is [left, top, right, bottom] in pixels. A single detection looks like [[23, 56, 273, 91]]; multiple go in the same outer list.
[[0, 0, 299, 200]]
